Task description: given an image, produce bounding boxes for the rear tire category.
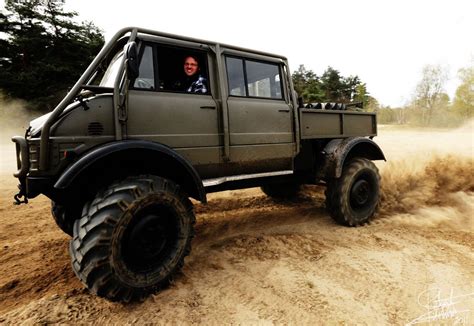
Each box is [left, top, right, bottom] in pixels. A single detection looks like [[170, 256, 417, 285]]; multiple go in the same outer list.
[[325, 158, 380, 226], [261, 182, 302, 200], [69, 175, 195, 302]]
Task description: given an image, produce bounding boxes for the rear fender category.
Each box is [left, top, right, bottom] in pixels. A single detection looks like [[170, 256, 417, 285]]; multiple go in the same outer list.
[[317, 137, 385, 179]]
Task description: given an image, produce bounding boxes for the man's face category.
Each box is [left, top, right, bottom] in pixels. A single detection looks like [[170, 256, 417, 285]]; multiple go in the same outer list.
[[184, 57, 199, 77]]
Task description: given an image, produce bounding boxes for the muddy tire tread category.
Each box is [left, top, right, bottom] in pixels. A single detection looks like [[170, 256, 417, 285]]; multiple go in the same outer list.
[[69, 175, 195, 302], [325, 158, 380, 227]]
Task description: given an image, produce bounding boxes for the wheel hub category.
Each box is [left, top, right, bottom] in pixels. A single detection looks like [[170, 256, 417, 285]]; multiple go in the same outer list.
[[123, 212, 172, 272], [350, 179, 370, 207]]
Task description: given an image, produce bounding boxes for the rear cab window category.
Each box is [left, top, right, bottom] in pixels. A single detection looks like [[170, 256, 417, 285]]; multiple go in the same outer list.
[[225, 56, 283, 100]]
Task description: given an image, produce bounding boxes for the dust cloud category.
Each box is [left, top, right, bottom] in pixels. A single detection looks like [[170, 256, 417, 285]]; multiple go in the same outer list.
[[0, 94, 40, 137], [378, 156, 473, 229], [373, 121, 473, 230], [0, 94, 41, 174]]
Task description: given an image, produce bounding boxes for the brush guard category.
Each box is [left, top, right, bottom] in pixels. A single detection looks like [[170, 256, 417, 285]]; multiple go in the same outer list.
[[12, 135, 30, 205]]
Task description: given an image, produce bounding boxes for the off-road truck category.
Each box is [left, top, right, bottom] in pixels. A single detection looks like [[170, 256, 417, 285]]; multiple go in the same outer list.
[[12, 27, 385, 302]]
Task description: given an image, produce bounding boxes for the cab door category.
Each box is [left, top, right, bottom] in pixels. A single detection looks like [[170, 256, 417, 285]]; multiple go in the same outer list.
[[225, 55, 295, 168], [126, 43, 221, 170]]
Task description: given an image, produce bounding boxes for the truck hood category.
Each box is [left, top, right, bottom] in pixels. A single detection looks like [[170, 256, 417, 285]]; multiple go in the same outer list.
[[30, 101, 82, 137], [30, 112, 52, 136]]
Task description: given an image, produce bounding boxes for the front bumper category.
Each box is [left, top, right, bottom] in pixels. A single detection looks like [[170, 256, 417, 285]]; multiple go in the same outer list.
[[12, 136, 54, 203], [13, 175, 55, 204]]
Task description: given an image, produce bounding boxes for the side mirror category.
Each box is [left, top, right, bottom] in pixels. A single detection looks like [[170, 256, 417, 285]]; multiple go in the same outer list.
[[124, 42, 139, 80]]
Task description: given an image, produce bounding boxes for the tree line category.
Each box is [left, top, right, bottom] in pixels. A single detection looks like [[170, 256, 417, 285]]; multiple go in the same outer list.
[[293, 62, 473, 128], [376, 64, 473, 128], [0, 0, 104, 110], [292, 65, 376, 109]]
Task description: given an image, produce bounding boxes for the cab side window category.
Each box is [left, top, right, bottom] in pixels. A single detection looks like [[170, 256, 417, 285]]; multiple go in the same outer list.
[[156, 46, 209, 94], [226, 56, 283, 100], [132, 43, 210, 95]]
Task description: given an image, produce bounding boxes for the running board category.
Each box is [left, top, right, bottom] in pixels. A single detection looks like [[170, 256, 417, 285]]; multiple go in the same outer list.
[[203, 170, 294, 187]]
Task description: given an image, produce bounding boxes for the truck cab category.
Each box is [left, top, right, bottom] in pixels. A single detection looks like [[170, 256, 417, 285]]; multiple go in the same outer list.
[[125, 34, 296, 178]]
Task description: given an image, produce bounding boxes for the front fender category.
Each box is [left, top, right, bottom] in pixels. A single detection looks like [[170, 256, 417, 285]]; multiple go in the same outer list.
[[54, 140, 207, 203], [317, 137, 386, 179]]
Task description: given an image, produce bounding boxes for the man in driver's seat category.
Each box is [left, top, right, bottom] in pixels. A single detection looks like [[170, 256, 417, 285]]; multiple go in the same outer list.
[[175, 55, 207, 93]]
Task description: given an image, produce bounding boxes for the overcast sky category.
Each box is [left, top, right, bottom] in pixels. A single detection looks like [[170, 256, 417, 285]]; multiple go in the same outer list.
[[7, 0, 474, 107]]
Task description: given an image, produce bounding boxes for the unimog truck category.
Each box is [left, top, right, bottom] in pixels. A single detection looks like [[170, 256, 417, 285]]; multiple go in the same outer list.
[[12, 27, 385, 302]]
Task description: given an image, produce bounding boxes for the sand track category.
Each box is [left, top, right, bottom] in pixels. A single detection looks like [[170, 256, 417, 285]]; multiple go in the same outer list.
[[0, 126, 473, 324]]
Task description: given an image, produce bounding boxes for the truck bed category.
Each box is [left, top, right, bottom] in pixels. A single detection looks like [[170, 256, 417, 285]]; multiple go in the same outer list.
[[300, 109, 377, 139]]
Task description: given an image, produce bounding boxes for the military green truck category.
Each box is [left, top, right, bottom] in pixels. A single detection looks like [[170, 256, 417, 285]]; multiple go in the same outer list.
[[12, 27, 385, 302]]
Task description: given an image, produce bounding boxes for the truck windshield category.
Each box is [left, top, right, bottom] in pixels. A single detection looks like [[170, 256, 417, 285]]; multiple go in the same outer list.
[[99, 51, 124, 87]]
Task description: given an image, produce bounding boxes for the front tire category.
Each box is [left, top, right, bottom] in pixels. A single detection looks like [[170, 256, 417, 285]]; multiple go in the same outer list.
[[69, 175, 195, 302], [325, 158, 380, 226]]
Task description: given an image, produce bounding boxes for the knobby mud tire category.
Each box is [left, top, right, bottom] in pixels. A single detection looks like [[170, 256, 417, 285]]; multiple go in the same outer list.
[[325, 158, 380, 226], [69, 175, 195, 302]]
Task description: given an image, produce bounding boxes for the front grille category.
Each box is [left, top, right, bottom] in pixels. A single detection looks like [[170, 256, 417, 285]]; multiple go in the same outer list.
[[29, 144, 38, 171], [87, 122, 104, 136]]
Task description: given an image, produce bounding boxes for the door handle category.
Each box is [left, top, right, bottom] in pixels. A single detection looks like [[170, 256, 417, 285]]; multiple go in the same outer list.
[[200, 106, 216, 110], [278, 109, 290, 112]]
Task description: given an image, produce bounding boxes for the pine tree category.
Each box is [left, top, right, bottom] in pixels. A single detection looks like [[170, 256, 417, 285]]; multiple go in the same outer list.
[[0, 0, 104, 110]]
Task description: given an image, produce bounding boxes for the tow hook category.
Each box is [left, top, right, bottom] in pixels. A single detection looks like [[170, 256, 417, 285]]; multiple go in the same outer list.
[[13, 185, 28, 205]]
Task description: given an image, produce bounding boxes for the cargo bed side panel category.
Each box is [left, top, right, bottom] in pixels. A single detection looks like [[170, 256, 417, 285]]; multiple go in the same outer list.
[[300, 109, 377, 139]]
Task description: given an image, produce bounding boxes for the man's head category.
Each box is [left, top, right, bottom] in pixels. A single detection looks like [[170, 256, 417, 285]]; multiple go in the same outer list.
[[184, 56, 199, 77]]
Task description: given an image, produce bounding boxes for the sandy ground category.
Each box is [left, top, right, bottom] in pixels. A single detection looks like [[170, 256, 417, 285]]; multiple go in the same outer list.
[[0, 123, 473, 324]]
